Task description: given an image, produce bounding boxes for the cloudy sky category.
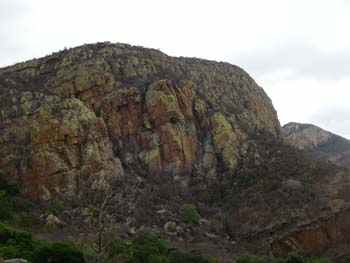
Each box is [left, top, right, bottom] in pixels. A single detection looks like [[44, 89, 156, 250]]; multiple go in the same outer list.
[[1, 0, 349, 137]]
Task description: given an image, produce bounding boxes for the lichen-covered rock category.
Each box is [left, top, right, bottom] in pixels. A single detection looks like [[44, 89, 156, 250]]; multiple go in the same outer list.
[[211, 113, 238, 168], [0, 90, 124, 200], [3, 42, 350, 259], [0, 42, 280, 199]]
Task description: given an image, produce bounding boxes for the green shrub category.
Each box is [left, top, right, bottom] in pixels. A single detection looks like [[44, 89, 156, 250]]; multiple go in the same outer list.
[[178, 204, 201, 224], [148, 254, 170, 263], [34, 243, 84, 263], [0, 173, 19, 196], [169, 250, 217, 263], [48, 199, 64, 216], [104, 235, 127, 262], [305, 257, 333, 263], [125, 234, 169, 263], [0, 195, 14, 220], [286, 253, 305, 263], [106, 233, 217, 263], [0, 246, 21, 259], [0, 224, 83, 262], [0, 224, 36, 260], [0, 173, 20, 221], [236, 254, 270, 263]]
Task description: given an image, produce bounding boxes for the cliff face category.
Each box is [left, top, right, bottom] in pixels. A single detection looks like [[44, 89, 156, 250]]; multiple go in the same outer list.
[[283, 122, 350, 168], [2, 43, 350, 260], [272, 209, 350, 258], [0, 42, 280, 199]]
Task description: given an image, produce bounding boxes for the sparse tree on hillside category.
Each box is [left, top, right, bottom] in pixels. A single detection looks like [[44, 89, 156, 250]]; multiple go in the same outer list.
[[59, 172, 138, 263]]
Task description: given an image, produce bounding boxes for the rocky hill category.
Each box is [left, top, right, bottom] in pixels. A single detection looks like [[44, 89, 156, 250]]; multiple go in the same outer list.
[[283, 122, 350, 168], [1, 42, 350, 261], [0, 42, 281, 198]]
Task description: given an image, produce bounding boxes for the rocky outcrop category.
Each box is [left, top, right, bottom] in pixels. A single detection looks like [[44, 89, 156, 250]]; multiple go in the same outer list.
[[0, 42, 280, 199], [3, 43, 350, 259], [272, 209, 350, 258], [283, 122, 350, 168]]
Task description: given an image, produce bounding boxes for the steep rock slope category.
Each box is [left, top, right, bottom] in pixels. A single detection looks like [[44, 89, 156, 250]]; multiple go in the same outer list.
[[283, 122, 350, 168], [1, 43, 350, 259], [0, 42, 280, 199]]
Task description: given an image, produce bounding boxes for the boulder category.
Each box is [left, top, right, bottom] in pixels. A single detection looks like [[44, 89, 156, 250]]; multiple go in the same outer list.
[[164, 221, 177, 236], [46, 214, 62, 227]]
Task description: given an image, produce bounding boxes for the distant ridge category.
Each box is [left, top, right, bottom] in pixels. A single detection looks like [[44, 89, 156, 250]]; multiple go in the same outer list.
[[283, 122, 350, 168]]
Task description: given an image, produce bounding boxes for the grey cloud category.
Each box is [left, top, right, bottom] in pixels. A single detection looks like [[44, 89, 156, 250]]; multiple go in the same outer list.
[[0, 0, 33, 67], [311, 107, 350, 138], [231, 39, 350, 81], [0, 1, 26, 21]]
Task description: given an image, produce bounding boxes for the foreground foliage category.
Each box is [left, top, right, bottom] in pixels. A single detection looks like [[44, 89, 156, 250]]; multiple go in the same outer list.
[[0, 172, 19, 220], [87, 233, 217, 263], [0, 223, 84, 262], [0, 224, 216, 263]]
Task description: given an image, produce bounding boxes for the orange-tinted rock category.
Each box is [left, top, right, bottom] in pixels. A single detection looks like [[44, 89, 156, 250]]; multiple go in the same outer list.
[[272, 209, 350, 257], [0, 42, 281, 198]]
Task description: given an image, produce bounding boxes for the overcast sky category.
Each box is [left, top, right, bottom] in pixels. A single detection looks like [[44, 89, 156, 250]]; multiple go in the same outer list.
[[1, 0, 350, 138]]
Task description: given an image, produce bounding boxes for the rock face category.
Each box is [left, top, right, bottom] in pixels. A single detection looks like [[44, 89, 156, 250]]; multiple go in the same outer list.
[[3, 43, 350, 259], [0, 42, 280, 199], [283, 122, 350, 168], [272, 209, 350, 258]]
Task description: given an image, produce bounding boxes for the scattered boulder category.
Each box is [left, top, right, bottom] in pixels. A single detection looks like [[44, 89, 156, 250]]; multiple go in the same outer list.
[[199, 218, 209, 226], [164, 221, 177, 236], [205, 232, 219, 239], [45, 214, 62, 227], [128, 227, 137, 236]]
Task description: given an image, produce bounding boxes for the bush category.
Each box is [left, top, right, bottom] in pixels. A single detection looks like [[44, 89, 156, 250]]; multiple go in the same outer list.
[[0, 195, 14, 220], [0, 224, 83, 262], [0, 224, 36, 260], [0, 173, 20, 221], [0, 173, 19, 196], [106, 233, 217, 263], [0, 246, 21, 259], [124, 234, 170, 263], [34, 243, 85, 263], [178, 204, 201, 224], [48, 199, 64, 216], [169, 250, 217, 263], [286, 253, 305, 263]]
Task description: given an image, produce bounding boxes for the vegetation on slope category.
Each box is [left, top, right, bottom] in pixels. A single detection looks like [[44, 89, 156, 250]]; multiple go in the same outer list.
[[1, 222, 344, 263], [0, 223, 218, 263]]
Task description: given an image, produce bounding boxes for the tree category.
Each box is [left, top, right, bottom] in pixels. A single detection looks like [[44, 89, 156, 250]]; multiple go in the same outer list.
[[59, 172, 138, 263], [178, 204, 201, 225]]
